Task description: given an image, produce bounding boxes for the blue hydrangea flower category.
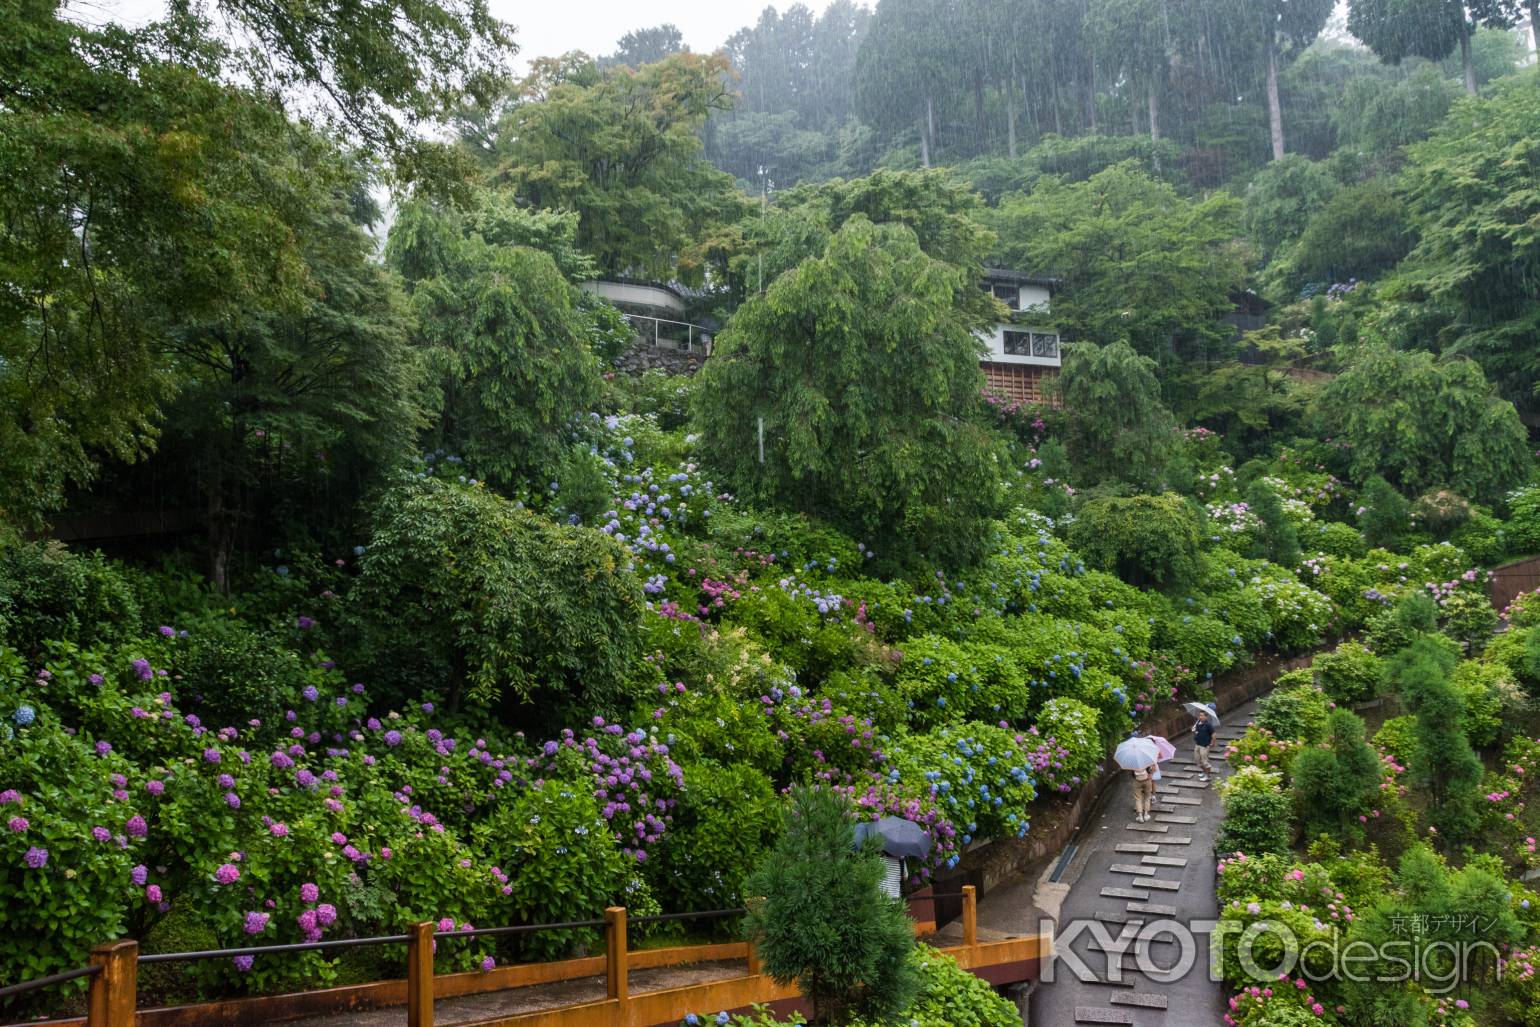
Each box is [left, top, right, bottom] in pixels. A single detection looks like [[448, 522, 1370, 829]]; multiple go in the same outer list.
[[13, 705, 35, 727]]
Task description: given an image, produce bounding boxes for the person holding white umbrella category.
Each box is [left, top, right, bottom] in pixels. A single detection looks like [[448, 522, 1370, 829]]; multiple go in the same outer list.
[[1114, 736, 1160, 823]]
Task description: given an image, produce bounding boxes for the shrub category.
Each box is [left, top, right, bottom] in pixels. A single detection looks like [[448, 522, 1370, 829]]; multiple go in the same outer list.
[[1411, 489, 1471, 537], [1031, 698, 1103, 790], [744, 787, 920, 1024], [653, 763, 782, 915], [1450, 661, 1510, 749], [1292, 710, 1380, 843], [348, 477, 644, 717], [1396, 641, 1484, 845], [1311, 642, 1384, 706], [888, 724, 1036, 846], [1225, 725, 1303, 780], [1245, 478, 1301, 567], [1071, 494, 1204, 592], [1359, 476, 1410, 549], [1256, 681, 1332, 744], [1437, 590, 1497, 653], [0, 540, 141, 663], [1304, 521, 1365, 558], [848, 946, 1020, 1027], [1216, 768, 1292, 857], [172, 618, 307, 740], [1364, 592, 1437, 655]]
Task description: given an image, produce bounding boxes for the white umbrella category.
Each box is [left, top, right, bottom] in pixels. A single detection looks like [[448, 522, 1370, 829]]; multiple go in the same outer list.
[[1113, 736, 1160, 771], [1184, 702, 1220, 728]]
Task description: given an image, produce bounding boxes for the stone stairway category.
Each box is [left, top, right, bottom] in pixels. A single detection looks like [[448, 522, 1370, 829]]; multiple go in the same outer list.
[[1033, 707, 1253, 1026]]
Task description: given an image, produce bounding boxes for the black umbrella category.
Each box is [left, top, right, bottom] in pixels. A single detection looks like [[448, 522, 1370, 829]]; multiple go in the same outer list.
[[853, 816, 932, 860]]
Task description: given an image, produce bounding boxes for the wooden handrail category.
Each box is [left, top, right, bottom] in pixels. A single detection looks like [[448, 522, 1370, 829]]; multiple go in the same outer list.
[[87, 940, 136, 1027]]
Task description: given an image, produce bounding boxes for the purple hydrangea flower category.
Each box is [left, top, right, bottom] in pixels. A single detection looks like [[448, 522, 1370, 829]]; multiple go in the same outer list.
[[158, 625, 175, 637], [145, 884, 163, 903], [315, 903, 337, 927], [0, 790, 19, 805], [7, 816, 27, 833], [243, 911, 270, 935], [23, 847, 48, 869], [384, 730, 403, 747], [302, 686, 320, 702], [214, 863, 241, 885], [225, 792, 241, 809], [233, 955, 254, 972], [296, 616, 316, 630], [131, 865, 148, 886], [91, 826, 111, 842], [300, 882, 319, 902], [125, 815, 147, 837], [268, 822, 290, 837], [146, 780, 164, 796]]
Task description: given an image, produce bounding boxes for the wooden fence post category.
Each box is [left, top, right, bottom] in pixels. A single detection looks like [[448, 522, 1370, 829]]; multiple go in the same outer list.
[[605, 906, 628, 1003], [961, 885, 978, 950], [87, 939, 137, 1027], [407, 921, 435, 1027]]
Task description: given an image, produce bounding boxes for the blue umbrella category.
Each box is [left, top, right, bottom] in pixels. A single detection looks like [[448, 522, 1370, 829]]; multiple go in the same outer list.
[[854, 816, 932, 860]]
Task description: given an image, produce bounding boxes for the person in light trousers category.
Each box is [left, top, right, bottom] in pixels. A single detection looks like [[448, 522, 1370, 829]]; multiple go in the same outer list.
[[1131, 765, 1154, 822], [1193, 710, 1215, 782]]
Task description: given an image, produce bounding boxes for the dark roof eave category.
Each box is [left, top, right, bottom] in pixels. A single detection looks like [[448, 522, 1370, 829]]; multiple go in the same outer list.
[[982, 267, 1061, 288]]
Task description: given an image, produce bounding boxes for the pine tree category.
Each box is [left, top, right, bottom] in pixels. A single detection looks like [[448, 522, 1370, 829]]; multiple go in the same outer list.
[[1360, 476, 1411, 549], [743, 787, 920, 1024], [1245, 478, 1301, 567], [1395, 640, 1484, 846]]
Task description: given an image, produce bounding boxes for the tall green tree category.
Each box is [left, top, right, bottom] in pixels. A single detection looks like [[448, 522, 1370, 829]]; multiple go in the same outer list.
[[1314, 347, 1528, 504], [694, 216, 1004, 571], [1087, 0, 1175, 143], [1292, 708, 1382, 842], [743, 787, 920, 1024], [1394, 639, 1484, 846], [1253, 0, 1336, 159], [854, 0, 963, 166], [478, 52, 748, 283], [164, 142, 425, 589], [989, 164, 1246, 364], [388, 191, 605, 492], [1348, 0, 1518, 96], [1054, 340, 1180, 490], [602, 24, 685, 68], [1242, 155, 1339, 267], [1388, 82, 1540, 416]]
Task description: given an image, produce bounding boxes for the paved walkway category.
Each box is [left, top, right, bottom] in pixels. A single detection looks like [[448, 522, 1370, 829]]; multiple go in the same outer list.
[[1029, 702, 1254, 1027]]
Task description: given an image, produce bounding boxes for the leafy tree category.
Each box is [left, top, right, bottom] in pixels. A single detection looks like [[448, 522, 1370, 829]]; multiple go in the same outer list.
[[478, 53, 749, 283], [1279, 179, 1416, 290], [1186, 329, 1313, 462], [695, 216, 1003, 571], [1245, 478, 1301, 567], [854, 0, 963, 166], [387, 191, 605, 492], [1332, 63, 1459, 155], [989, 164, 1246, 364], [1348, 0, 1518, 96], [348, 477, 644, 716], [1315, 347, 1528, 504], [1394, 639, 1484, 845], [1292, 709, 1382, 842], [1054, 341, 1180, 490], [1252, 0, 1337, 159], [1087, 0, 1175, 143], [162, 143, 424, 590], [602, 24, 685, 68], [1070, 494, 1204, 592], [1359, 476, 1411, 549], [743, 787, 920, 1024], [1242, 155, 1340, 266], [182, 0, 515, 154], [1389, 82, 1540, 415]]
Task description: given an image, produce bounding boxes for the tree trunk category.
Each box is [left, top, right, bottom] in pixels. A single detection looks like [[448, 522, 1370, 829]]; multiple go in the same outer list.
[[1265, 35, 1285, 161], [1086, 54, 1098, 132], [973, 68, 986, 149], [1459, 29, 1477, 96], [1529, 0, 1540, 58], [207, 489, 234, 594], [926, 94, 936, 161], [919, 107, 931, 168], [1006, 85, 1018, 158], [1148, 85, 1160, 143]]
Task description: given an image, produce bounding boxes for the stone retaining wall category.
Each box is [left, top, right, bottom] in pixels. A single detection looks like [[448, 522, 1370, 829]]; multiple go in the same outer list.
[[613, 342, 705, 376]]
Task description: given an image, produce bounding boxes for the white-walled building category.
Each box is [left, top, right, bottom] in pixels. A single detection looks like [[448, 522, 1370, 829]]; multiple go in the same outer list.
[[977, 269, 1061, 406]]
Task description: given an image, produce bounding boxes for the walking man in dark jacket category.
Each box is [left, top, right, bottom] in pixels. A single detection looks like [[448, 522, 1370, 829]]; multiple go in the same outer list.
[[1194, 710, 1214, 782]]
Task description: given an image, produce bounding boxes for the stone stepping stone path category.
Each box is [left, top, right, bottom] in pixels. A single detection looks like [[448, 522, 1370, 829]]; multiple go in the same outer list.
[[1133, 878, 1181, 892], [1127, 900, 1177, 915], [1153, 814, 1198, 825], [1109, 864, 1158, 876], [1093, 911, 1146, 928], [1111, 992, 1170, 1010], [1126, 822, 1168, 833], [1160, 836, 1193, 845], [1141, 855, 1188, 868], [1170, 780, 1210, 789], [1075, 1005, 1135, 1024], [1100, 886, 1148, 899], [1159, 794, 1204, 805], [1086, 974, 1136, 990], [1114, 843, 1159, 854]]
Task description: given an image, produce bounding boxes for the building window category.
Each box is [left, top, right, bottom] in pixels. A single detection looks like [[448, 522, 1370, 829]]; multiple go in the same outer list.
[[991, 282, 1020, 309], [1003, 330, 1058, 359]]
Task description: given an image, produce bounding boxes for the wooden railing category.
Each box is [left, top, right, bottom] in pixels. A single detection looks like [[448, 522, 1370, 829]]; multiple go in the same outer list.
[[2, 887, 1048, 1027]]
